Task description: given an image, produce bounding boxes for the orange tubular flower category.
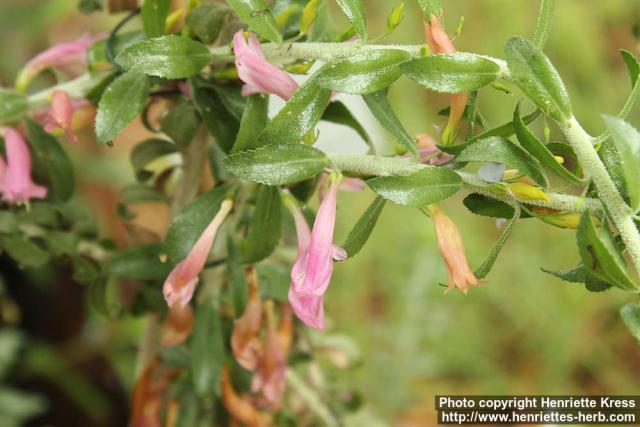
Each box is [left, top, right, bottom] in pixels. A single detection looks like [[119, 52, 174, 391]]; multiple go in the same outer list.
[[221, 365, 273, 427], [231, 267, 264, 371], [430, 206, 479, 294], [160, 303, 194, 347], [130, 358, 180, 427], [424, 14, 469, 146]]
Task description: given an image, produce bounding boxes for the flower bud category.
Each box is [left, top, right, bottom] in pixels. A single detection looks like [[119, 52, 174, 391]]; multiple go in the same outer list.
[[506, 183, 551, 202]]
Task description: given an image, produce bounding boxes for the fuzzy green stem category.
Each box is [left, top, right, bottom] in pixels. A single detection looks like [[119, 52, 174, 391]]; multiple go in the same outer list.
[[532, 0, 555, 49], [561, 117, 640, 277], [27, 72, 108, 106], [326, 152, 599, 213]]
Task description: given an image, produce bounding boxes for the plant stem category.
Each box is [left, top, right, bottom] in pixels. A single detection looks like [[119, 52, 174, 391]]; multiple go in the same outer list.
[[326, 152, 600, 213], [285, 370, 338, 427], [27, 72, 108, 106], [561, 117, 640, 277], [532, 0, 556, 49]]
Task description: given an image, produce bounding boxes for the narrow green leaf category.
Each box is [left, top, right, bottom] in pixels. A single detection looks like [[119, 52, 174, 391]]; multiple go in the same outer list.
[[621, 303, 640, 342], [367, 168, 462, 207], [117, 35, 213, 78], [87, 31, 145, 73], [164, 183, 236, 263], [258, 80, 332, 145], [141, 0, 171, 38], [0, 211, 18, 234], [401, 53, 502, 93], [190, 79, 240, 153], [186, 4, 230, 44], [513, 103, 581, 184], [227, 237, 248, 314], [439, 110, 541, 155], [621, 49, 640, 87], [24, 119, 75, 202], [257, 264, 289, 301], [335, 0, 367, 39], [602, 115, 640, 211], [191, 299, 225, 397], [224, 144, 328, 185], [600, 141, 629, 205], [315, 50, 410, 94], [0, 235, 49, 268], [160, 100, 200, 147], [130, 138, 177, 181], [107, 244, 172, 280], [0, 89, 28, 125], [462, 193, 530, 219], [386, 2, 405, 34], [363, 90, 418, 158], [240, 185, 282, 263], [225, 0, 282, 42], [577, 211, 636, 290], [232, 94, 269, 153], [322, 101, 372, 147], [504, 37, 572, 122], [95, 72, 149, 145], [342, 196, 385, 257], [475, 204, 520, 279], [457, 137, 548, 186], [542, 264, 612, 292], [416, 0, 440, 18]]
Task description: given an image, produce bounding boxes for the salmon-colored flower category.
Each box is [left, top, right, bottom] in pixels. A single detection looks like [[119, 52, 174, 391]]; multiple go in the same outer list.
[[424, 15, 469, 146], [0, 128, 47, 204], [130, 358, 180, 427], [43, 91, 83, 144], [221, 365, 272, 427], [233, 31, 299, 101], [160, 303, 194, 347], [163, 199, 233, 307], [430, 206, 479, 294], [252, 301, 286, 410], [16, 34, 104, 92], [415, 134, 453, 165], [231, 267, 263, 371]]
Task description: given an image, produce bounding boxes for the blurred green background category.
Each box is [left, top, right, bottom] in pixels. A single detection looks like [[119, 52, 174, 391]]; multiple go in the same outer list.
[[2, 0, 640, 425]]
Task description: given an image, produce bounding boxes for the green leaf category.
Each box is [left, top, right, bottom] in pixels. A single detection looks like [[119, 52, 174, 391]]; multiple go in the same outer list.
[[401, 53, 502, 93], [164, 183, 236, 263], [232, 94, 269, 153], [240, 185, 282, 263], [24, 119, 75, 202], [474, 205, 520, 279], [335, 0, 367, 39], [621, 49, 640, 87], [190, 299, 225, 397], [439, 109, 541, 155], [224, 144, 328, 185], [342, 196, 385, 257], [186, 4, 230, 44], [87, 31, 145, 73], [257, 264, 289, 301], [190, 79, 240, 153], [0, 90, 28, 125], [160, 100, 200, 147], [227, 237, 248, 314], [0, 235, 49, 268], [577, 211, 636, 291], [107, 244, 172, 280], [367, 168, 462, 207], [457, 137, 548, 186], [386, 2, 405, 34], [258, 80, 332, 145], [514, 103, 582, 184], [117, 35, 213, 78], [120, 184, 167, 204], [315, 50, 410, 94], [225, 0, 282, 43], [322, 101, 372, 148], [542, 264, 612, 292], [130, 138, 177, 181], [363, 90, 418, 158], [599, 141, 629, 204], [504, 37, 572, 122], [95, 72, 149, 145], [463, 193, 522, 219], [416, 0, 440, 18], [141, 0, 171, 38], [602, 115, 640, 211], [621, 303, 640, 342], [0, 212, 18, 234]]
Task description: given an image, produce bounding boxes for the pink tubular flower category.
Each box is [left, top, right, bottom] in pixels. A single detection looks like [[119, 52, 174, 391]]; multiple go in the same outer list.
[[16, 34, 104, 92], [424, 15, 469, 146], [233, 31, 299, 101], [43, 91, 81, 144], [163, 199, 233, 307], [286, 176, 346, 329], [415, 134, 453, 165], [430, 206, 479, 294], [1, 128, 47, 204]]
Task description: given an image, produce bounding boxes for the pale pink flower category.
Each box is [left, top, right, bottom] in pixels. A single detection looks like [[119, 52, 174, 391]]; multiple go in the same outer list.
[[1, 128, 47, 204], [233, 31, 299, 101], [424, 15, 468, 145], [430, 206, 479, 294], [163, 199, 233, 307], [43, 91, 83, 144], [415, 134, 453, 165], [287, 177, 346, 329], [16, 34, 105, 92]]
